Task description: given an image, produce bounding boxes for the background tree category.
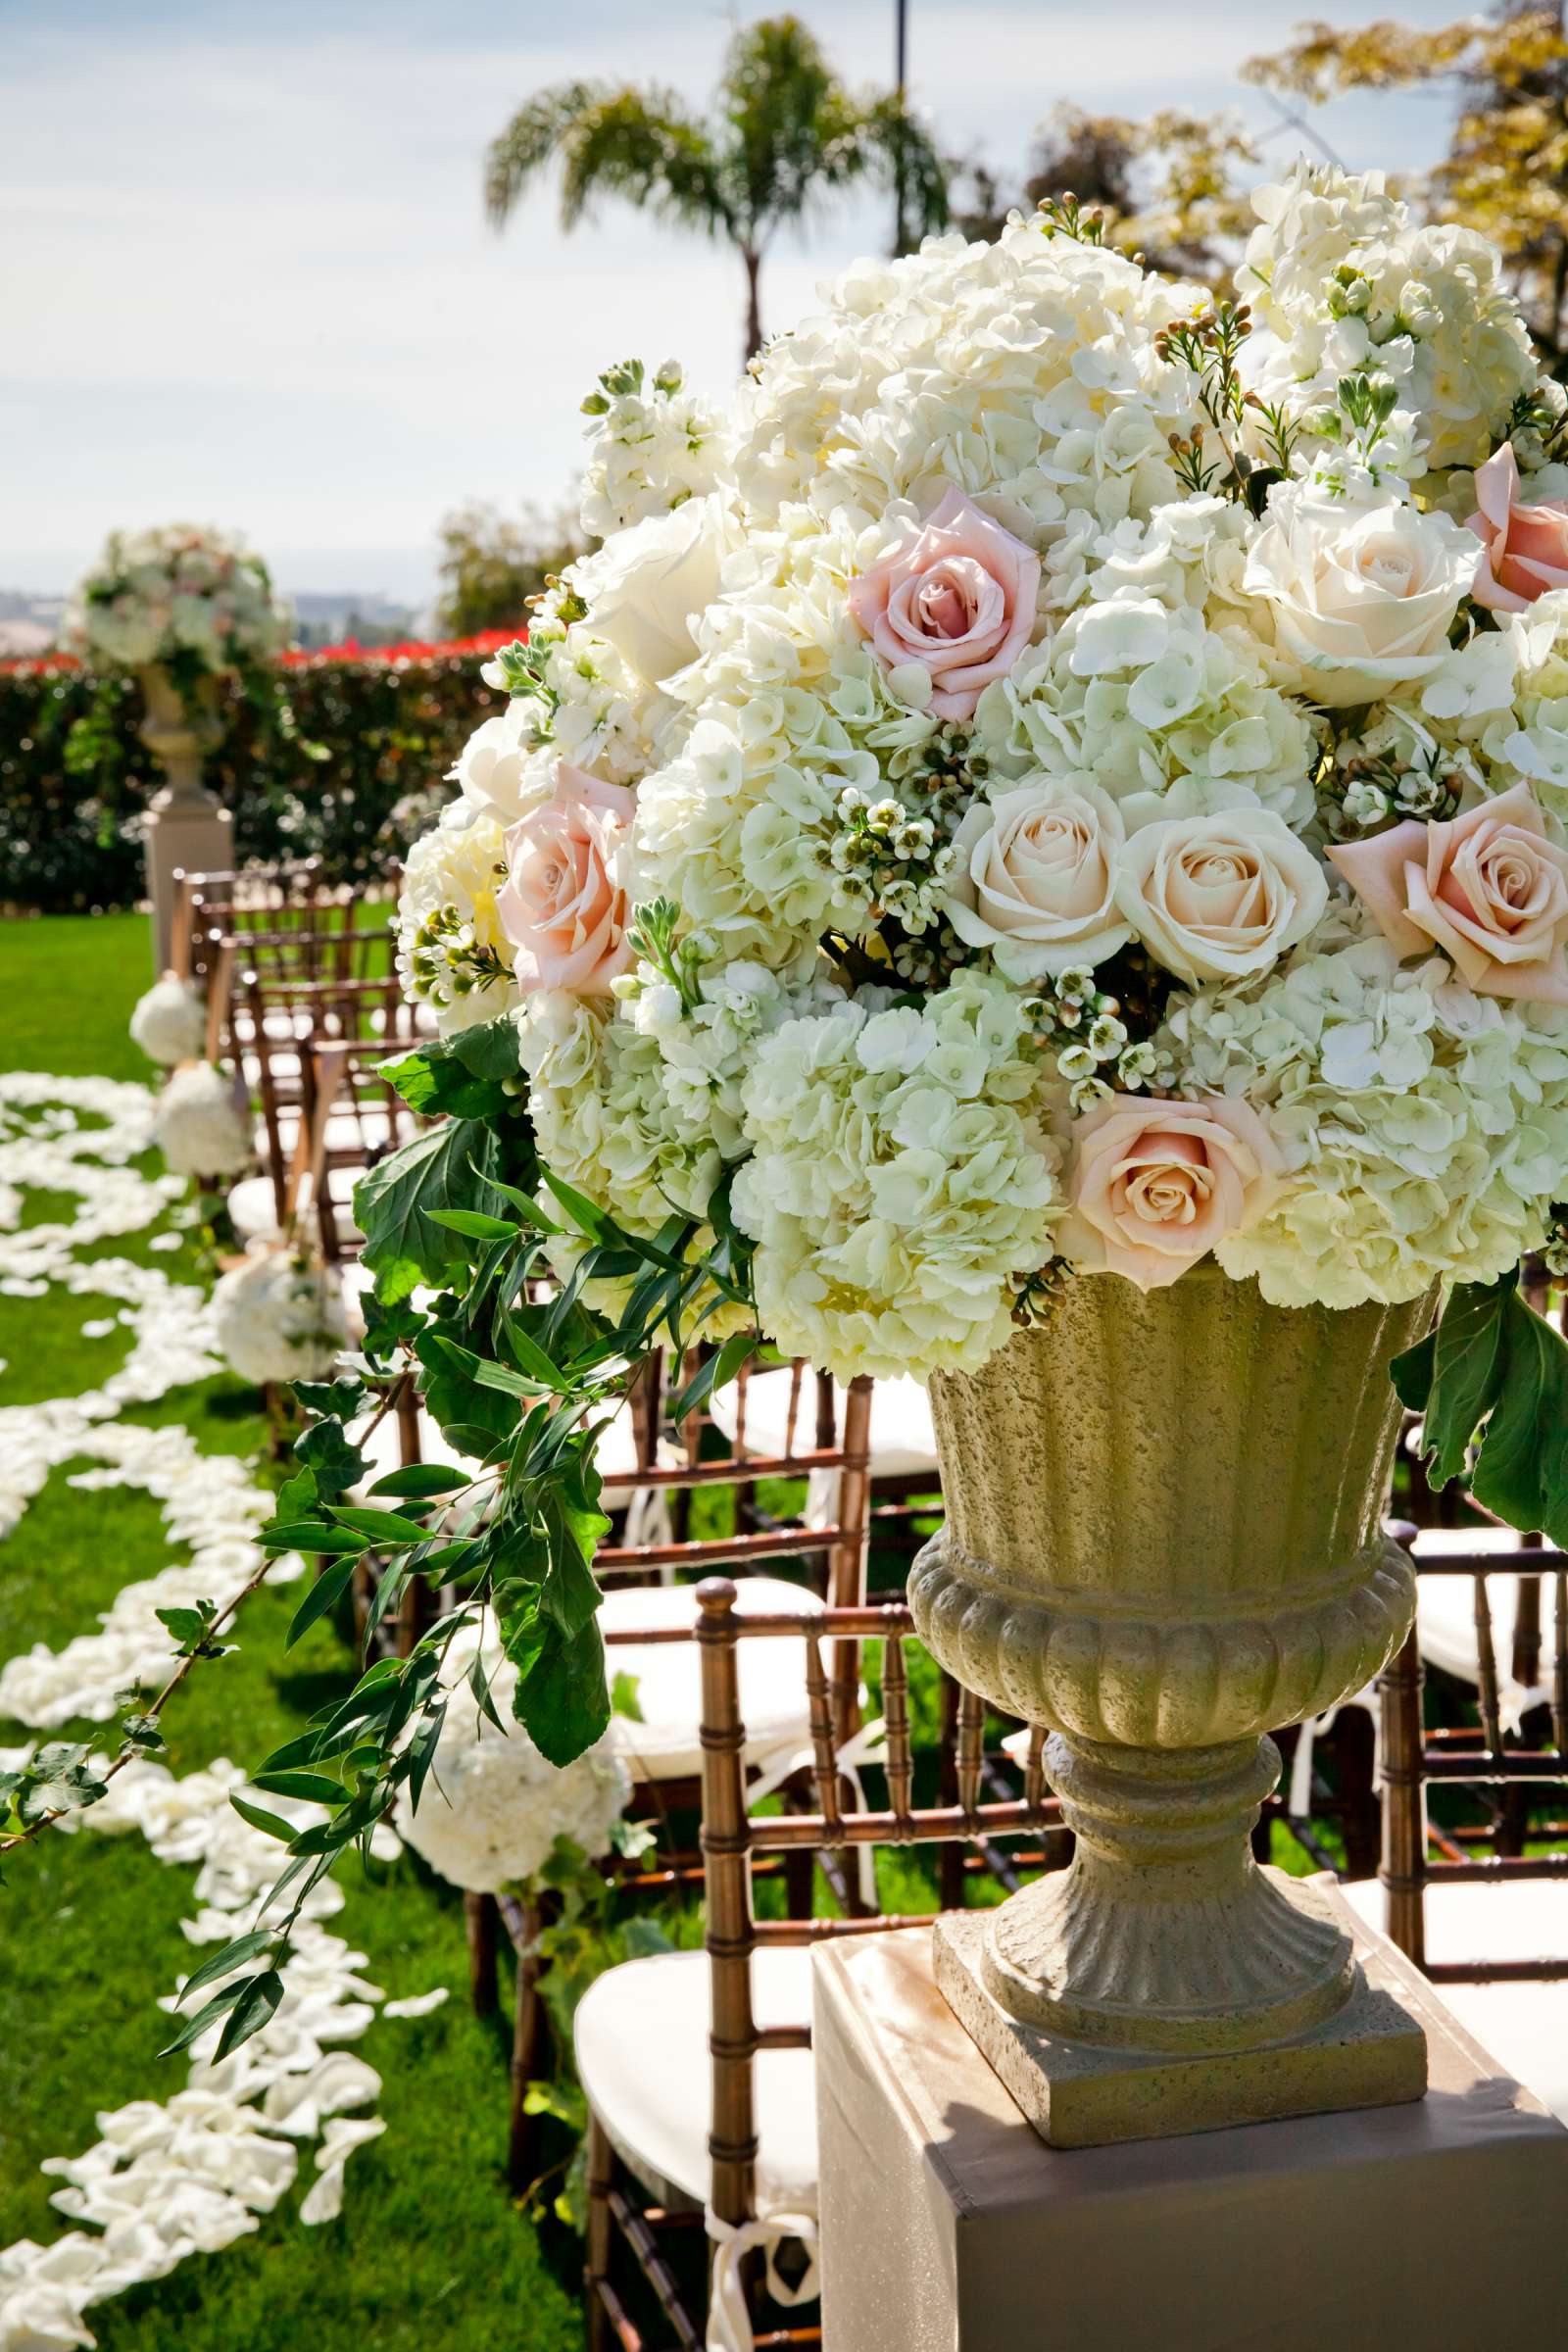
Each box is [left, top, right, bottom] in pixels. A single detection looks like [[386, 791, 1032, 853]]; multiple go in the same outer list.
[[953, 103, 1257, 287], [484, 14, 950, 366], [1244, 4, 1568, 363], [435, 500, 585, 638]]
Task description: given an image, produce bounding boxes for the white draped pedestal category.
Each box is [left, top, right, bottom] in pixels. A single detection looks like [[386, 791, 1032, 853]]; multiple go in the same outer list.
[[813, 1899, 1568, 2351]]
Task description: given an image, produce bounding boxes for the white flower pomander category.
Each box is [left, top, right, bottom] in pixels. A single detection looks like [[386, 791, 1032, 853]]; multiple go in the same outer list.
[[129, 974, 207, 1067], [151, 1061, 251, 1178], [395, 1624, 631, 1893], [1113, 805, 1329, 985], [944, 777, 1132, 979], [211, 1245, 349, 1387], [1244, 482, 1477, 709], [575, 493, 738, 687]]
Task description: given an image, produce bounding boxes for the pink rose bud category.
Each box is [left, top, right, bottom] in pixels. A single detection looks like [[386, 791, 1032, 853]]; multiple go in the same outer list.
[[1328, 780, 1568, 1004], [497, 761, 635, 996], [1058, 1094, 1285, 1292], [1465, 443, 1568, 613], [847, 485, 1040, 720]]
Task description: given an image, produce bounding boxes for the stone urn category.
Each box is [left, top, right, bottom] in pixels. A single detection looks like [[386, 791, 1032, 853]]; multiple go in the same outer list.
[[136, 664, 231, 971], [908, 1262, 1436, 2147]]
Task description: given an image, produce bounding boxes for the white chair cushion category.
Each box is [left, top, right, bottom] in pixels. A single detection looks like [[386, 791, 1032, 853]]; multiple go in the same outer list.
[[710, 1369, 938, 1482], [600, 1577, 819, 1784], [226, 1173, 281, 1244], [1344, 1877, 1568, 2124], [574, 1946, 817, 2210]]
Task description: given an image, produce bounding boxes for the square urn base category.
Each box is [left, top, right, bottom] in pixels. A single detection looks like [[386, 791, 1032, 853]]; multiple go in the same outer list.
[[932, 1898, 1430, 2150]]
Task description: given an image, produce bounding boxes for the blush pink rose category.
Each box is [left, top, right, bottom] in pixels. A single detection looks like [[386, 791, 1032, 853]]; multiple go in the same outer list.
[[1328, 780, 1568, 1004], [847, 485, 1040, 721], [1057, 1095, 1285, 1292], [1464, 443, 1568, 613], [497, 761, 635, 996]]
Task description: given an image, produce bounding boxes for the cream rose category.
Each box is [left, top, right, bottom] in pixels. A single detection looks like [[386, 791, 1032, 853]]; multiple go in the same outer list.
[[1328, 779, 1568, 1004], [1058, 1095, 1285, 1291], [1465, 442, 1568, 614], [1113, 806, 1328, 985], [847, 485, 1040, 720], [497, 761, 635, 996], [1243, 485, 1477, 709], [943, 778, 1131, 979], [576, 492, 734, 685]]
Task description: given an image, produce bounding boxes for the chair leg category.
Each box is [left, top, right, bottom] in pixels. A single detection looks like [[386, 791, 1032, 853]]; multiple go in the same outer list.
[[585, 2108, 613, 2352], [466, 1889, 499, 2017], [508, 1899, 550, 2193]]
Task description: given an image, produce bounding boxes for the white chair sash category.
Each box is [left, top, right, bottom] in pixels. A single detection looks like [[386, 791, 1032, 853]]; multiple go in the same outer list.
[[705, 2207, 820, 2352]]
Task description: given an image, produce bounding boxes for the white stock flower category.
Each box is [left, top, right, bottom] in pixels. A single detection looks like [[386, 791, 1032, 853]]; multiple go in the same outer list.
[[151, 1062, 251, 1179], [129, 976, 207, 1068], [579, 361, 730, 538], [394, 807, 517, 1036], [210, 1245, 348, 1387], [1244, 482, 1476, 709], [732, 972, 1062, 1381]]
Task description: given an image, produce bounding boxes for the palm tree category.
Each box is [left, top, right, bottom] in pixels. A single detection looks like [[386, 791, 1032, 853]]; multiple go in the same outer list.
[[485, 15, 950, 368]]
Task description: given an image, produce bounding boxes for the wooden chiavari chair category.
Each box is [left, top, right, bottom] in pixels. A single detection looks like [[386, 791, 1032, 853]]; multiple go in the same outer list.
[[1346, 1543, 1568, 2124], [169, 858, 329, 987], [575, 1578, 1062, 2352]]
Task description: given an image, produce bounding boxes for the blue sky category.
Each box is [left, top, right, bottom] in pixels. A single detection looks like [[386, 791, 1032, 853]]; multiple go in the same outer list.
[[3, 0, 1471, 602]]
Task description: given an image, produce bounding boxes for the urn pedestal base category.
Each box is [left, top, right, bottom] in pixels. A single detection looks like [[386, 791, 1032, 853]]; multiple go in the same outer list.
[[934, 1900, 1427, 2148]]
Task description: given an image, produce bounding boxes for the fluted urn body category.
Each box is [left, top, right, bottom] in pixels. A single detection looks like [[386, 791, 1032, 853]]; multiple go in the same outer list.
[[910, 1263, 1435, 2103]]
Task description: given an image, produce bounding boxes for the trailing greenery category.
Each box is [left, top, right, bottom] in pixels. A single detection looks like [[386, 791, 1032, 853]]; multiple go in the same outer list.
[[1394, 1265, 1568, 1542], [0, 646, 504, 914]]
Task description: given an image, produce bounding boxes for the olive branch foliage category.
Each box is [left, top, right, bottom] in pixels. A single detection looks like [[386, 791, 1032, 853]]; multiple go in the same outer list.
[[146, 1008, 758, 2061]]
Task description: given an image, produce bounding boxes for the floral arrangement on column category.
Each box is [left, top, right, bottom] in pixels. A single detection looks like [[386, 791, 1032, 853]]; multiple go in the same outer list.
[[63, 522, 292, 680], [145, 173, 1568, 2049]]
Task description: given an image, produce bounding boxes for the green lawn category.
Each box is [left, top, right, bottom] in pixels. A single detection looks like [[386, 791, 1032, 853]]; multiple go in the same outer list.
[[0, 910, 586, 2351]]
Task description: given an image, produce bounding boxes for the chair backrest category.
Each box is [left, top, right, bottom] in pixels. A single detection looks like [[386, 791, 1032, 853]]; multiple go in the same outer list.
[[596, 1365, 873, 1616], [171, 858, 329, 982], [1378, 1542, 1568, 1981], [689, 1577, 1058, 2230], [282, 1033, 430, 1263]]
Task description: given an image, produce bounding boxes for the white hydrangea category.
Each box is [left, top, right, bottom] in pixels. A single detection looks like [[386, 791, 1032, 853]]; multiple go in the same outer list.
[[394, 806, 517, 1036], [63, 522, 292, 674], [211, 1245, 348, 1387], [732, 220, 1200, 535], [579, 358, 730, 540], [732, 971, 1063, 1381], [978, 598, 1318, 828], [151, 1060, 252, 1179], [396, 1621, 630, 1893], [1240, 161, 1538, 475], [129, 975, 207, 1067], [1161, 917, 1568, 1307], [625, 952, 845, 1158]]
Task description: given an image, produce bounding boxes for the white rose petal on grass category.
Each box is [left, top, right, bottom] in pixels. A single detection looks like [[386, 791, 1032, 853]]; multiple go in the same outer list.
[[944, 777, 1132, 980], [299, 2118, 387, 2226], [1113, 806, 1329, 985], [381, 1987, 450, 2021]]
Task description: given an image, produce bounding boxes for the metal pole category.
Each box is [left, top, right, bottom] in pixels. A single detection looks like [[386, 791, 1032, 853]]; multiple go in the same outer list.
[[893, 0, 908, 257]]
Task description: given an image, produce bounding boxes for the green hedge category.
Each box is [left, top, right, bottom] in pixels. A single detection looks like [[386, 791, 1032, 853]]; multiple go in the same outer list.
[[0, 639, 509, 914]]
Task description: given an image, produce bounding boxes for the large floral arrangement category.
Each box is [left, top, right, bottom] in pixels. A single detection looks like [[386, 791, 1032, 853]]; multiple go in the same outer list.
[[63, 523, 292, 676], [394, 172, 1568, 1371], [159, 172, 1568, 2051]]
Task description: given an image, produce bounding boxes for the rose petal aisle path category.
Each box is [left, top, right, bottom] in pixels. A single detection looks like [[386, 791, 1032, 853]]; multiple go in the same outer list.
[[0, 914, 585, 2352]]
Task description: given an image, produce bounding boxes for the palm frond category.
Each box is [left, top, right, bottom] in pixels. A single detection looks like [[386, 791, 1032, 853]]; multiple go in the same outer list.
[[485, 80, 728, 237]]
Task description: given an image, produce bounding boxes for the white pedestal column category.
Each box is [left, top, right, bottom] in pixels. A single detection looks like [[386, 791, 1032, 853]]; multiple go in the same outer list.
[[137, 665, 230, 971]]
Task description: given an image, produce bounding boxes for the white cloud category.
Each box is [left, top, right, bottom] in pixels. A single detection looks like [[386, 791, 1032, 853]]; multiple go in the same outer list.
[[1, 0, 1468, 597]]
